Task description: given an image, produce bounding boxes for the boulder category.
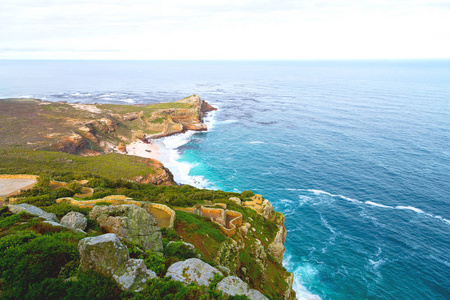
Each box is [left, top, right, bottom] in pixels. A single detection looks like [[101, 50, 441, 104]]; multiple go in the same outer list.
[[8, 203, 58, 222], [165, 258, 222, 286], [217, 276, 268, 300], [78, 233, 130, 277], [113, 259, 157, 292], [60, 211, 87, 231], [43, 220, 86, 233], [229, 197, 242, 206], [89, 204, 163, 252]]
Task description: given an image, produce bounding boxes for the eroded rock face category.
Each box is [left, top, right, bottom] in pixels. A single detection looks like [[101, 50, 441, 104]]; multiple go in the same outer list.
[[8, 203, 58, 222], [113, 259, 156, 292], [60, 211, 87, 231], [217, 276, 268, 300], [165, 258, 222, 286], [89, 204, 163, 252], [78, 233, 130, 277], [52, 133, 87, 154], [268, 225, 287, 263]]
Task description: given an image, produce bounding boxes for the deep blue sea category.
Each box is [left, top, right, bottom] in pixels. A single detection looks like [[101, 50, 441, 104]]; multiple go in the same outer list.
[[1, 60, 449, 299]]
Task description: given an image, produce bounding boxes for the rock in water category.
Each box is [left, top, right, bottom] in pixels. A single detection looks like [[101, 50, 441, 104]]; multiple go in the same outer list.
[[217, 276, 268, 300], [165, 258, 222, 286], [113, 259, 157, 292], [7, 203, 58, 222], [78, 233, 130, 277], [60, 211, 87, 231], [89, 204, 163, 252]]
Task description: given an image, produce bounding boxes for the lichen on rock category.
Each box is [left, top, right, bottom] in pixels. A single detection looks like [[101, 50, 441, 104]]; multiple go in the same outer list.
[[165, 258, 222, 286], [89, 204, 163, 252], [78, 233, 130, 277], [113, 259, 156, 292]]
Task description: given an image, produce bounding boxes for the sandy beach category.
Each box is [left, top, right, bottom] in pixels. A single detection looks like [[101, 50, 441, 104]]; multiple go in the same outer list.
[[126, 140, 161, 160]]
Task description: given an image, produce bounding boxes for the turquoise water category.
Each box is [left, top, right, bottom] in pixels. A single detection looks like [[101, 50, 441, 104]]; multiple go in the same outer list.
[[1, 60, 449, 299]]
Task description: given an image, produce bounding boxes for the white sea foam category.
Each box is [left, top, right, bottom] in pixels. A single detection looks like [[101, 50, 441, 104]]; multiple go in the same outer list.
[[248, 141, 265, 144], [365, 201, 393, 209], [297, 188, 450, 226], [395, 205, 425, 214], [71, 92, 92, 97], [283, 254, 322, 300], [154, 110, 218, 189], [305, 189, 361, 203], [120, 98, 135, 104], [220, 119, 238, 124], [18, 95, 33, 98], [203, 109, 217, 131]]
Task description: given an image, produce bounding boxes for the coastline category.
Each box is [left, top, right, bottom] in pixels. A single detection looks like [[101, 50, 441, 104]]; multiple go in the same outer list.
[[126, 140, 161, 161]]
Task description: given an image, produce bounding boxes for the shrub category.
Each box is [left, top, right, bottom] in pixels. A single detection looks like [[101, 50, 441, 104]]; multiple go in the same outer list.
[[163, 241, 198, 260], [42, 203, 89, 218], [0, 232, 81, 299], [54, 187, 75, 198], [66, 182, 82, 194], [241, 190, 254, 198]]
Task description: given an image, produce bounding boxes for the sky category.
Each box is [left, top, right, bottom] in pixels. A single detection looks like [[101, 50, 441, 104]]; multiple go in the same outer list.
[[1, 0, 450, 60]]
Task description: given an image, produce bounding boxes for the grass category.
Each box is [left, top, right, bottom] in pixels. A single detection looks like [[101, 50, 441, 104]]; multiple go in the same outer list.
[[175, 210, 227, 263], [0, 146, 159, 181]]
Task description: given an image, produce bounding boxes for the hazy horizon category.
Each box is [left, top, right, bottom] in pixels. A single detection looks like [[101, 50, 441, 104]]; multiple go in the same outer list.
[[1, 0, 450, 60]]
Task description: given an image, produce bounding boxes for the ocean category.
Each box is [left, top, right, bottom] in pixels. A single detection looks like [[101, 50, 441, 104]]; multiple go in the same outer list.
[[1, 60, 449, 299]]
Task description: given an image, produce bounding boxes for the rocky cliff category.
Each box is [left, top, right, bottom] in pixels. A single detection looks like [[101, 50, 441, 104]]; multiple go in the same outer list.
[[0, 95, 215, 185]]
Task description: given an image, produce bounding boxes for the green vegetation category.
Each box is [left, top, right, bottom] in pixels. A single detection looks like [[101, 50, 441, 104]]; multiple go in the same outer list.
[[150, 118, 165, 124], [0, 147, 158, 181], [240, 190, 254, 198], [1, 169, 289, 299]]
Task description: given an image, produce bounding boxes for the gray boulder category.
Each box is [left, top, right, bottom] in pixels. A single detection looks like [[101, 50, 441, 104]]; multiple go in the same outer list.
[[8, 203, 58, 222], [229, 197, 242, 206], [89, 204, 163, 252], [165, 258, 222, 286], [113, 259, 157, 292], [60, 211, 87, 231], [217, 276, 268, 300], [78, 233, 130, 277]]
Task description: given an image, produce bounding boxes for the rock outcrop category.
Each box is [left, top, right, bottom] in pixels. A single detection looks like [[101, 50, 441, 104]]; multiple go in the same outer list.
[[78, 233, 130, 277], [165, 258, 222, 286], [52, 133, 87, 154], [217, 276, 268, 300], [60, 211, 87, 231], [7, 203, 58, 222], [78, 233, 156, 292], [113, 259, 156, 292], [89, 204, 163, 252]]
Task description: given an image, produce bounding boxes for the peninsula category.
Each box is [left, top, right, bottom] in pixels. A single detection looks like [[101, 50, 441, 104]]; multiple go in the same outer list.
[[0, 95, 296, 300]]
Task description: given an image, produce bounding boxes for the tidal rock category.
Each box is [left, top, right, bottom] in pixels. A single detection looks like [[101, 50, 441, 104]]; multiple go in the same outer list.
[[60, 211, 87, 231], [89, 204, 163, 252], [165, 258, 222, 286], [8, 203, 58, 222], [217, 276, 268, 300], [78, 233, 130, 277], [113, 259, 157, 292]]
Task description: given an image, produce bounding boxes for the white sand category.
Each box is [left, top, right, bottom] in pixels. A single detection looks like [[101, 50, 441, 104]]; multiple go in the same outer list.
[[126, 140, 161, 160]]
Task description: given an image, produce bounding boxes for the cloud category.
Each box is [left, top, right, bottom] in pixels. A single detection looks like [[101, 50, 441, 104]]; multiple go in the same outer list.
[[0, 0, 449, 59]]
